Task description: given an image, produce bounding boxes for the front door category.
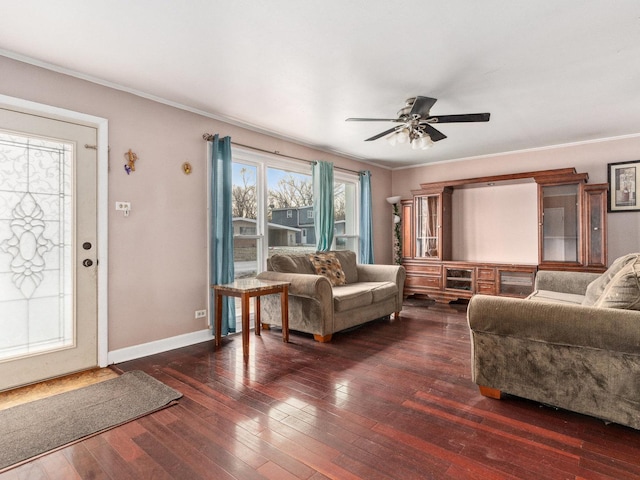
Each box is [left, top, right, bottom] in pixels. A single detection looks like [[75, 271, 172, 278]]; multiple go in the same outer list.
[[0, 106, 98, 391]]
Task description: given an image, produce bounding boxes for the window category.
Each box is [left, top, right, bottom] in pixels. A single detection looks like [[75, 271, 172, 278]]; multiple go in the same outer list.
[[333, 176, 358, 252], [231, 163, 259, 280], [231, 147, 361, 274]]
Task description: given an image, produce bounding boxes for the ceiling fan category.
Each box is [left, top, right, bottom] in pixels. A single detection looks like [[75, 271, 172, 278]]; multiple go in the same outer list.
[[346, 96, 490, 149]]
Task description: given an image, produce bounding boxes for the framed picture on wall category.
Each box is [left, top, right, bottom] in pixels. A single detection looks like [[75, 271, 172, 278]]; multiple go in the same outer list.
[[608, 160, 640, 212]]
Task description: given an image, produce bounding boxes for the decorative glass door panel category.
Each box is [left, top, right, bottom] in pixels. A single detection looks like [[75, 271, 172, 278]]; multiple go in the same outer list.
[[416, 195, 439, 258], [0, 106, 97, 391], [0, 132, 73, 361]]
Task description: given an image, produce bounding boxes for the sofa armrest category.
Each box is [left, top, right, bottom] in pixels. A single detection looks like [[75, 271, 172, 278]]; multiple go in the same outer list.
[[357, 264, 406, 284], [467, 294, 640, 355], [534, 270, 600, 295], [256, 271, 333, 300]]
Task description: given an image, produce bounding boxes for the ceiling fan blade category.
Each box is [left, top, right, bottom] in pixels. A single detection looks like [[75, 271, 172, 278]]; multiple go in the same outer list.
[[422, 124, 447, 142], [409, 96, 438, 117], [346, 117, 402, 122], [427, 113, 491, 123], [365, 126, 400, 142]]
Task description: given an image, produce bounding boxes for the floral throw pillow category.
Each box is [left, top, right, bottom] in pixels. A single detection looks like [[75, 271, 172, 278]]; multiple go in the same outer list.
[[309, 253, 347, 286]]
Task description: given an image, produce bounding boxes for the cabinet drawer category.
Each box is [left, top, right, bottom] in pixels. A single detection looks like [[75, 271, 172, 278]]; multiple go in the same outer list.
[[404, 263, 442, 276], [477, 268, 496, 281], [476, 282, 496, 295], [405, 275, 441, 289]]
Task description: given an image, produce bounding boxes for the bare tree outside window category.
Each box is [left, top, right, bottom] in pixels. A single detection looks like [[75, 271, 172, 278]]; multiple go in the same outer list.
[[334, 183, 346, 221], [268, 173, 313, 210], [232, 167, 257, 219]]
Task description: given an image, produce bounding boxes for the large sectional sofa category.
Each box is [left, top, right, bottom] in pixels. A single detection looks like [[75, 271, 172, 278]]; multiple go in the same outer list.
[[467, 253, 640, 429], [256, 250, 406, 342]]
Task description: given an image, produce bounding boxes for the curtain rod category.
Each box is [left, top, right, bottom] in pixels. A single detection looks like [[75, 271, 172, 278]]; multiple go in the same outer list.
[[202, 133, 365, 176]]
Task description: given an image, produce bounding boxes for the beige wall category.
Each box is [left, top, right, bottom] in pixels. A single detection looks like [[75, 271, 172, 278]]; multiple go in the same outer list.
[[9, 51, 639, 354], [392, 137, 640, 263], [451, 183, 539, 263], [0, 56, 392, 351]]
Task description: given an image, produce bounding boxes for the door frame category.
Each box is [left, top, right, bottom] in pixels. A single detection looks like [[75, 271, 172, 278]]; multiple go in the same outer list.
[[0, 93, 109, 368]]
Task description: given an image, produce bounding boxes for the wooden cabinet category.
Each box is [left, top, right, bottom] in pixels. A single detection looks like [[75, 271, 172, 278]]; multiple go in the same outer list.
[[401, 167, 608, 302], [537, 174, 608, 272], [403, 260, 441, 294], [476, 267, 497, 295], [403, 261, 536, 302]]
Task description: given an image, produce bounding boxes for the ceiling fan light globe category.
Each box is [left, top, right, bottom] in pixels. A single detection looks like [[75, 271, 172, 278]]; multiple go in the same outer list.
[[420, 135, 434, 150], [396, 128, 410, 144]]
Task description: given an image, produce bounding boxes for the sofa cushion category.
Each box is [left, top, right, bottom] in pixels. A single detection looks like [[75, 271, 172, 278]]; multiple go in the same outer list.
[[269, 253, 316, 275], [594, 257, 640, 310], [332, 250, 358, 284], [527, 290, 586, 305], [583, 253, 640, 306], [309, 253, 347, 286], [367, 281, 398, 303], [332, 284, 373, 312]]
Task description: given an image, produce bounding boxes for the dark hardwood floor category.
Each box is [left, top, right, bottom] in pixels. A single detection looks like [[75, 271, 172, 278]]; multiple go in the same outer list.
[[4, 301, 640, 479]]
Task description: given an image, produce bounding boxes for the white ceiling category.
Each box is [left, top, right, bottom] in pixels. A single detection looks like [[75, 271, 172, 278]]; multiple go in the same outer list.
[[2, 1, 640, 169]]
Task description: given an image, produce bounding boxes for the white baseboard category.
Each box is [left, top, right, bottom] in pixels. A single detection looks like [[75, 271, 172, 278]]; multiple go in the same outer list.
[[107, 329, 214, 364]]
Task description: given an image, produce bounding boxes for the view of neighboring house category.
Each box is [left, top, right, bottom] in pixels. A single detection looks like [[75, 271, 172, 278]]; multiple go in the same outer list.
[[232, 207, 347, 275], [270, 206, 315, 245], [270, 206, 345, 247], [232, 218, 300, 248]]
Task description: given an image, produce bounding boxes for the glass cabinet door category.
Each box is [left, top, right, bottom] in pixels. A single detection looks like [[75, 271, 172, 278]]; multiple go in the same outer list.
[[541, 184, 579, 263], [584, 185, 607, 268], [401, 200, 413, 258], [416, 195, 440, 258], [445, 267, 473, 291]]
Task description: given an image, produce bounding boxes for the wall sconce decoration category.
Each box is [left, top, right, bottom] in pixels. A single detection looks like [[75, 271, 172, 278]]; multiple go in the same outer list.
[[182, 162, 192, 175], [124, 149, 138, 175], [386, 196, 402, 265]]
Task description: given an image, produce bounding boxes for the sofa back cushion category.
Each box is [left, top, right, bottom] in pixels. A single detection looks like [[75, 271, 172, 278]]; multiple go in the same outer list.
[[583, 253, 640, 306], [268, 250, 359, 284], [269, 253, 316, 275], [331, 250, 358, 284], [594, 256, 640, 310]]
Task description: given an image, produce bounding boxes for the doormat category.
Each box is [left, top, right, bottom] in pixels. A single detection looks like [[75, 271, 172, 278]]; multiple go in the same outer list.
[[0, 370, 182, 472]]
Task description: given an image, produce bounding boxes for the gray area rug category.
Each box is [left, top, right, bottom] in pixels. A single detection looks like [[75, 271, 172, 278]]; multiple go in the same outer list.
[[0, 370, 182, 472]]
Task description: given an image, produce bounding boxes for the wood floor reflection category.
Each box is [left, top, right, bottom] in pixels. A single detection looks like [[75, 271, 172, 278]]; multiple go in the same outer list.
[[3, 302, 640, 479]]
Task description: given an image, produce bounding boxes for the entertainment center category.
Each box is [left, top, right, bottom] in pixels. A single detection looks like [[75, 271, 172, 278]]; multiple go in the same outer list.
[[401, 167, 608, 302]]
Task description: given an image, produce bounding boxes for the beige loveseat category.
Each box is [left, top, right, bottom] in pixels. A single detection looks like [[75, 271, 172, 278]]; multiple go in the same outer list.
[[256, 251, 406, 342], [468, 253, 640, 429]]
